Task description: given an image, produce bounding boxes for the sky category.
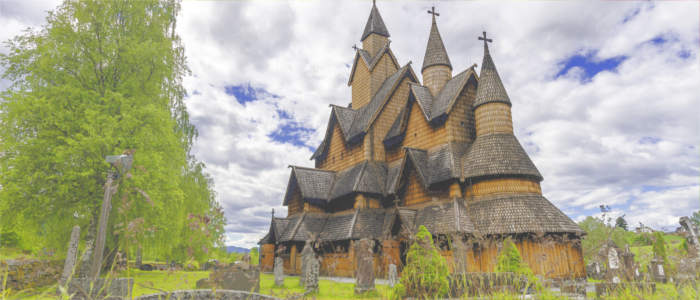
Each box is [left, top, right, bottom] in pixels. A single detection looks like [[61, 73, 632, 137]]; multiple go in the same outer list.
[[1, 1, 699, 248]]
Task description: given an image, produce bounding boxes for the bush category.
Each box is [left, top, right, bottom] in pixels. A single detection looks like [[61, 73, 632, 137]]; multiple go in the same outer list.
[[495, 237, 532, 276], [399, 225, 449, 299]]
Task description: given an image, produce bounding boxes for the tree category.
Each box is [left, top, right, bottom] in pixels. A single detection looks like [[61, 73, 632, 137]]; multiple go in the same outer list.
[[399, 225, 449, 299], [615, 216, 628, 231], [0, 0, 223, 260]]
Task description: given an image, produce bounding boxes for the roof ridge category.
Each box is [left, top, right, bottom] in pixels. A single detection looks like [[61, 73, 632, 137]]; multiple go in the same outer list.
[[348, 209, 360, 239], [352, 161, 369, 192], [289, 165, 335, 173]]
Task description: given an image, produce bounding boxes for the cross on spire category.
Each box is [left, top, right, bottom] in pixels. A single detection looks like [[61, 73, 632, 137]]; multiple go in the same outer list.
[[352, 44, 359, 51], [478, 31, 492, 47], [427, 6, 439, 19]]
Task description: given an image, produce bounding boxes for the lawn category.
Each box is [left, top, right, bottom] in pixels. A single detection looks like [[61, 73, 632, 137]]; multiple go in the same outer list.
[[119, 269, 210, 297], [259, 273, 390, 300]]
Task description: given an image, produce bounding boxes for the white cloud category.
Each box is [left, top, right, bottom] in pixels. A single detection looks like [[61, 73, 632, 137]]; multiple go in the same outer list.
[[2, 1, 698, 248]]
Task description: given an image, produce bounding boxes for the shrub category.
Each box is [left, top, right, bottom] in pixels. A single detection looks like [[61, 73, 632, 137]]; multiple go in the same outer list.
[[399, 225, 449, 299], [495, 237, 532, 276]]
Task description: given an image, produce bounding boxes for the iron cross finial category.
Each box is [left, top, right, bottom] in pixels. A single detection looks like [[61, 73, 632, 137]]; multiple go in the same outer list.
[[271, 208, 275, 217], [352, 44, 358, 51], [427, 6, 439, 18], [372, 0, 376, 6], [478, 31, 492, 46]]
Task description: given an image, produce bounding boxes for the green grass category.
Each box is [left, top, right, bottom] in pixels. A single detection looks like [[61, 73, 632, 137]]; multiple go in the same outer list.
[[259, 273, 390, 299], [0, 247, 34, 260], [118, 269, 210, 297]]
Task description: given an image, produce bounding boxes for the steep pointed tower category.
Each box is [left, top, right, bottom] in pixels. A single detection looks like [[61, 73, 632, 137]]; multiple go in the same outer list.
[[349, 1, 400, 109], [361, 1, 390, 56], [421, 6, 452, 97], [464, 32, 584, 278]]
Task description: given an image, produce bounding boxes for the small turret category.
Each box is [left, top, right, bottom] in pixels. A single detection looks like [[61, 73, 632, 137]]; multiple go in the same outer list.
[[473, 31, 512, 137], [361, 0, 390, 56], [421, 6, 452, 97]]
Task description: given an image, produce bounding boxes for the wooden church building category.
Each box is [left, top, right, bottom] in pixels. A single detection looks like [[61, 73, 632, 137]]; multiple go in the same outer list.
[[259, 2, 585, 279]]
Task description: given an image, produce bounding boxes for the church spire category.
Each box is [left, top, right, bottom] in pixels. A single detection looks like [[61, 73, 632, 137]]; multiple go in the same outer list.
[[421, 6, 452, 73], [361, 0, 390, 41], [474, 31, 511, 108]]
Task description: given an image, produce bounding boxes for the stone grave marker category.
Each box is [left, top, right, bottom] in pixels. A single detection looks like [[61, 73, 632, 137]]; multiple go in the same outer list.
[[387, 263, 398, 288], [274, 256, 284, 286], [59, 225, 81, 287], [305, 255, 320, 293], [354, 238, 376, 294], [648, 257, 666, 283], [299, 241, 314, 287], [620, 244, 635, 281], [208, 262, 261, 292], [587, 262, 603, 280], [680, 216, 700, 258]]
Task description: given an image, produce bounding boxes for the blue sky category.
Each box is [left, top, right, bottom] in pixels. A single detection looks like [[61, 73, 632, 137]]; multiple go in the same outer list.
[[1, 0, 698, 247]]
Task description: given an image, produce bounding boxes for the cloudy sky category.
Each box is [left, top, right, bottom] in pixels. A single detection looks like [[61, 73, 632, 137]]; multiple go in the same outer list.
[[1, 1, 699, 248]]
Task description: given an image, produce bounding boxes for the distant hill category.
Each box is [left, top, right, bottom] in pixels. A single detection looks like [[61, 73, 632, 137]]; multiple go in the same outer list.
[[226, 246, 250, 253]]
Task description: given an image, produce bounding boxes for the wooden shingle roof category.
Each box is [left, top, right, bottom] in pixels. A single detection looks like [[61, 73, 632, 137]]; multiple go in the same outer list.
[[461, 134, 542, 181], [474, 41, 510, 109], [421, 15, 452, 72], [361, 2, 390, 41], [468, 194, 584, 235]]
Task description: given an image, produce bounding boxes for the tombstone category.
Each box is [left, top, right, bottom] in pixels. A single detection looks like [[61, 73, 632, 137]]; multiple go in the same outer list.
[[354, 238, 376, 294], [451, 235, 468, 274], [305, 255, 320, 293], [387, 264, 398, 288], [299, 241, 314, 287], [587, 262, 603, 280], [274, 256, 284, 286], [209, 263, 260, 293], [633, 263, 642, 281], [620, 244, 636, 281], [680, 216, 700, 258], [76, 239, 94, 278], [59, 226, 81, 287], [139, 263, 154, 271], [648, 257, 666, 283]]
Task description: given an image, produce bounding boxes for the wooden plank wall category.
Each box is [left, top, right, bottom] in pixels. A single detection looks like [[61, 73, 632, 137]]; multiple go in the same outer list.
[[260, 244, 275, 272], [317, 123, 364, 171]]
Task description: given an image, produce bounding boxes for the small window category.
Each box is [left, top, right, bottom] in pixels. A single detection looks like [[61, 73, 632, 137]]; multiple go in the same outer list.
[[460, 121, 465, 127]]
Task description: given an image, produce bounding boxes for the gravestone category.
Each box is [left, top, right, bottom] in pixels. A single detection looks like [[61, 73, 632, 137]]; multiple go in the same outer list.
[[354, 238, 376, 294], [76, 239, 94, 278], [59, 225, 81, 287], [452, 235, 468, 274], [620, 244, 635, 281], [305, 255, 320, 293], [387, 264, 398, 288], [648, 257, 666, 283], [680, 216, 700, 258], [207, 262, 260, 292], [299, 241, 314, 287], [274, 256, 284, 286], [587, 262, 603, 280]]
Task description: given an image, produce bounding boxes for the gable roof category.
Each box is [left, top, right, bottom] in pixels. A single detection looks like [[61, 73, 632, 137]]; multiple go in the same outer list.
[[347, 41, 400, 86], [406, 67, 478, 125], [361, 2, 390, 41], [282, 166, 335, 205], [421, 15, 452, 72], [313, 64, 417, 160]]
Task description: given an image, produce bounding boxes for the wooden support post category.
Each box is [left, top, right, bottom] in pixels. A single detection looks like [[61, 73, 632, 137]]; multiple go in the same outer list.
[[89, 173, 117, 282]]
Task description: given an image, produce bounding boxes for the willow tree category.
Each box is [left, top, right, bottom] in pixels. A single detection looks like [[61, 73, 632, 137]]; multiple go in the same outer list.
[[0, 0, 223, 261]]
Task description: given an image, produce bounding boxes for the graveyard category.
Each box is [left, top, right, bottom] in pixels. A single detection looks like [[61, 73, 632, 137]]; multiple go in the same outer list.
[[1, 0, 699, 299], [2, 214, 700, 299]]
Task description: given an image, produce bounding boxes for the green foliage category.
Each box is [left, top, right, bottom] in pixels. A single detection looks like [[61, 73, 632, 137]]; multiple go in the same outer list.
[[615, 216, 628, 231], [0, 0, 223, 260], [579, 216, 636, 264], [399, 225, 449, 299], [495, 238, 532, 276], [249, 247, 259, 266]]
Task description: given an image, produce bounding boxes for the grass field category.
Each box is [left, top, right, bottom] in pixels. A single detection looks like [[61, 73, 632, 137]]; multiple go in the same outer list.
[[259, 273, 390, 300]]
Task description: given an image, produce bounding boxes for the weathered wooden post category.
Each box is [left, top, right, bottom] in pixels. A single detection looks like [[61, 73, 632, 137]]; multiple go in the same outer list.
[[88, 154, 132, 282], [89, 172, 118, 281]]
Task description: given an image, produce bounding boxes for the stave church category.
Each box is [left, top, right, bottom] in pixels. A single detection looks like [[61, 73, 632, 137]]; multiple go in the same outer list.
[[259, 2, 585, 279]]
